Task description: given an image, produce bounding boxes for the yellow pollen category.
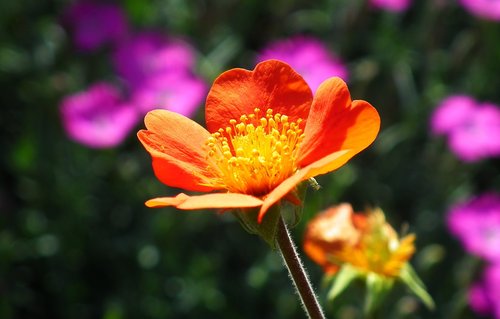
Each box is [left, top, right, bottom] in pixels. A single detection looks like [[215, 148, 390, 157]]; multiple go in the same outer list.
[[333, 211, 416, 278], [202, 108, 305, 196]]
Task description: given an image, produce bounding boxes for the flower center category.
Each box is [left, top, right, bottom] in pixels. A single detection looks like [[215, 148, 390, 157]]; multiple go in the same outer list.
[[332, 211, 415, 277], [203, 108, 305, 196]]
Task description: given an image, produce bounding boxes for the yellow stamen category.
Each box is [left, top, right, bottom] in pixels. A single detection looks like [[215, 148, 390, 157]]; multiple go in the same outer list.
[[331, 210, 416, 278], [202, 108, 305, 196]]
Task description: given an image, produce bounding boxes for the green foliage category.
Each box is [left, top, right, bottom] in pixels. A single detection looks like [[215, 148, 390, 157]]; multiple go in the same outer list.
[[327, 265, 360, 302], [326, 263, 433, 316], [365, 272, 395, 316], [399, 263, 435, 311]]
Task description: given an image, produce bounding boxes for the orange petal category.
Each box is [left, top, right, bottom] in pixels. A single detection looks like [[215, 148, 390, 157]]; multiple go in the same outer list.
[[205, 60, 313, 133], [303, 204, 360, 275], [138, 110, 217, 192], [258, 149, 352, 222], [146, 192, 263, 210], [303, 239, 340, 275], [146, 193, 190, 207], [298, 77, 380, 167], [305, 204, 361, 246], [297, 149, 357, 178]]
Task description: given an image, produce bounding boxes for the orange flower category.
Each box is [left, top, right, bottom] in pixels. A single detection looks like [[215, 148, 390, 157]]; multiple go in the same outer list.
[[138, 60, 380, 222], [304, 204, 415, 278]]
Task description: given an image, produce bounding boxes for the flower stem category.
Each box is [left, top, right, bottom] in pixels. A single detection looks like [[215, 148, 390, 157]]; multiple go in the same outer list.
[[276, 215, 326, 319]]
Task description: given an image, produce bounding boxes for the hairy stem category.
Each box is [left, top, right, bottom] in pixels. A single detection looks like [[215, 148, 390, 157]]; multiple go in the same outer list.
[[276, 215, 326, 319]]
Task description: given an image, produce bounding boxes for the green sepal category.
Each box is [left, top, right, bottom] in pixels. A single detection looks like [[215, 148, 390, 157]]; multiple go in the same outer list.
[[280, 181, 308, 229], [399, 263, 435, 310], [327, 264, 362, 302], [364, 273, 394, 316], [232, 204, 282, 249], [232, 181, 308, 248]]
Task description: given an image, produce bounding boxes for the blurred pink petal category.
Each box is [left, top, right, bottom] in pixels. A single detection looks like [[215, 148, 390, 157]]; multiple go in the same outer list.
[[459, 0, 500, 21], [61, 82, 139, 148], [447, 193, 500, 262], [369, 0, 412, 12], [468, 282, 491, 315], [112, 32, 195, 88], [448, 103, 500, 161], [256, 36, 348, 93], [131, 72, 207, 117], [431, 95, 500, 162], [468, 263, 500, 318], [431, 95, 477, 135], [64, 1, 128, 52]]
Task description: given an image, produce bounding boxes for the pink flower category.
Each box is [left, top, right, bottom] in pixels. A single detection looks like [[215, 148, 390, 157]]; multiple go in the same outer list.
[[63, 1, 128, 52], [468, 263, 500, 318], [431, 95, 500, 162], [431, 95, 476, 135], [61, 82, 139, 148], [447, 193, 500, 263], [369, 0, 412, 12], [459, 0, 500, 21], [131, 72, 207, 117], [256, 36, 348, 93], [469, 282, 492, 316], [448, 103, 500, 161], [112, 32, 196, 88]]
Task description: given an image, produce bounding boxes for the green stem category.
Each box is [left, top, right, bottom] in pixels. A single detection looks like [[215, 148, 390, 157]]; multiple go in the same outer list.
[[276, 215, 326, 319]]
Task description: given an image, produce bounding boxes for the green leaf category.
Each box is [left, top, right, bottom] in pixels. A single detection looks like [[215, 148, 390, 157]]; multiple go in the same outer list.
[[364, 273, 394, 316], [327, 264, 362, 301], [399, 264, 435, 310], [232, 205, 281, 248]]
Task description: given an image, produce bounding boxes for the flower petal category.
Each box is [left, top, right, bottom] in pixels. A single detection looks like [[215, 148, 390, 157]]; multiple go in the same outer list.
[[146, 193, 263, 209], [303, 203, 360, 275], [297, 77, 380, 167], [146, 193, 190, 207], [205, 59, 313, 133], [258, 149, 352, 222], [138, 109, 217, 192]]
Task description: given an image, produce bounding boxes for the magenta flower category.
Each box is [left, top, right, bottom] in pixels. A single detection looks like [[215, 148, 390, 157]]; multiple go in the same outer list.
[[61, 82, 139, 148], [448, 103, 500, 161], [468, 263, 500, 318], [431, 95, 500, 162], [431, 95, 476, 135], [63, 1, 128, 52], [131, 72, 207, 117], [369, 0, 412, 12], [459, 0, 500, 21], [256, 36, 348, 93], [112, 32, 195, 88], [447, 193, 500, 263]]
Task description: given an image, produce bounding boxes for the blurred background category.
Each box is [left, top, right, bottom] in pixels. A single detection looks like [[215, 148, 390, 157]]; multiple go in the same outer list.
[[1, 0, 500, 318]]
